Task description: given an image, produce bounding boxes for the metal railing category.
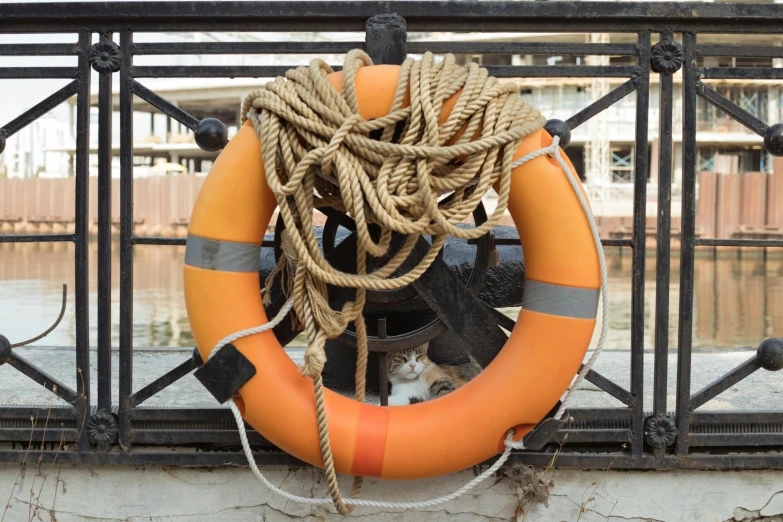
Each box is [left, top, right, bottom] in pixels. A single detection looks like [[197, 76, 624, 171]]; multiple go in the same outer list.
[[1, 1, 783, 470]]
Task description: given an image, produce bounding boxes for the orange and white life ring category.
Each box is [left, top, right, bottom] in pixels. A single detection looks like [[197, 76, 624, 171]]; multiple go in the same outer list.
[[184, 64, 599, 480]]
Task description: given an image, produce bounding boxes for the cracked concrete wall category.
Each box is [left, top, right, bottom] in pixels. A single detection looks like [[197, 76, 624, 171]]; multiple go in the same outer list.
[[1, 463, 782, 522]]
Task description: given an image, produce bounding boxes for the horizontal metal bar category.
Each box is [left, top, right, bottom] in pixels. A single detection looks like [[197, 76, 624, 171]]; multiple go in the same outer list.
[[7, 352, 80, 405], [691, 411, 783, 424], [407, 41, 639, 56], [134, 65, 341, 78], [128, 356, 199, 407], [486, 65, 636, 78], [601, 239, 634, 247], [696, 82, 767, 137], [133, 41, 364, 55], [127, 407, 229, 421], [0, 43, 77, 55], [0, 449, 306, 467], [132, 236, 272, 247], [555, 429, 631, 444], [697, 44, 783, 59], [0, 406, 75, 419], [0, 67, 77, 79], [584, 369, 634, 406], [0, 428, 78, 442], [126, 406, 638, 424], [1, 81, 79, 138], [131, 236, 186, 246], [130, 429, 268, 445], [491, 238, 630, 248], [5, 2, 783, 34], [566, 79, 637, 130], [131, 80, 199, 130], [0, 448, 782, 470], [701, 67, 783, 80], [695, 238, 783, 247], [0, 234, 75, 243], [690, 356, 762, 411], [689, 433, 783, 447], [569, 408, 632, 421], [509, 453, 783, 470]]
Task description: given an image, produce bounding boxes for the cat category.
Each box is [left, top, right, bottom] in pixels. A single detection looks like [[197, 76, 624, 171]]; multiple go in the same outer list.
[[386, 343, 480, 406]]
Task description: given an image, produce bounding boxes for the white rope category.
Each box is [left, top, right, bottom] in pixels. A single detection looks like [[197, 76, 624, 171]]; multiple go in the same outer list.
[[229, 398, 516, 509], [216, 136, 608, 511], [208, 297, 296, 362]]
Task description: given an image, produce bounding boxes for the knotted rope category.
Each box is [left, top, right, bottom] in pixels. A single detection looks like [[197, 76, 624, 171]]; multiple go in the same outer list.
[[241, 49, 545, 514]]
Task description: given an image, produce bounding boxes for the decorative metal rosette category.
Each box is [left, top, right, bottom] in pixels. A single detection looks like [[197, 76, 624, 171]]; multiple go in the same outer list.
[[86, 410, 118, 444], [651, 39, 684, 74], [89, 40, 121, 74], [644, 414, 678, 448]]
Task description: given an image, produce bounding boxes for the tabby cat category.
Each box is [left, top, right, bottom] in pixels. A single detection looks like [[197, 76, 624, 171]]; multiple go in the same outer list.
[[386, 344, 480, 406]]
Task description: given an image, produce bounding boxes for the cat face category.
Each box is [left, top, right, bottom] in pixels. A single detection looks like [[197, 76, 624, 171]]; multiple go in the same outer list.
[[388, 345, 430, 381]]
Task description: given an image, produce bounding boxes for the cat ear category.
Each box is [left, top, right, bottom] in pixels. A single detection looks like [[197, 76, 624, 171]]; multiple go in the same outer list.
[[416, 343, 429, 354]]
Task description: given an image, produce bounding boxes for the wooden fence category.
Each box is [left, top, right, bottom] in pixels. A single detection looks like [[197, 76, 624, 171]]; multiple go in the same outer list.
[[0, 175, 206, 237], [2, 169, 783, 246]]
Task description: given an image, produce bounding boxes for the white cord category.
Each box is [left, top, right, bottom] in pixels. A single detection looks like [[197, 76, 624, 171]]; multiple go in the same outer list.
[[230, 398, 517, 509], [217, 135, 609, 509], [208, 297, 296, 362]]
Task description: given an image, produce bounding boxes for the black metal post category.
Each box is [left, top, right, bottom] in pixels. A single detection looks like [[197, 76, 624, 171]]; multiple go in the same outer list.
[[676, 31, 698, 455], [74, 29, 92, 454], [119, 29, 134, 449], [630, 30, 651, 457], [96, 32, 114, 416], [650, 31, 680, 454], [362, 14, 406, 405], [377, 317, 389, 406], [364, 14, 407, 65]]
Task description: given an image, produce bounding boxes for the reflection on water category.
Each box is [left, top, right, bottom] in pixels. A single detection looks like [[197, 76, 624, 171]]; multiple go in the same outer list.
[[0, 242, 781, 351], [603, 251, 783, 351], [0, 242, 192, 349]]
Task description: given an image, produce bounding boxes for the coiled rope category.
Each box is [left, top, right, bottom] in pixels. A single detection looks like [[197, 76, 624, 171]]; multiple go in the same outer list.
[[208, 50, 608, 514]]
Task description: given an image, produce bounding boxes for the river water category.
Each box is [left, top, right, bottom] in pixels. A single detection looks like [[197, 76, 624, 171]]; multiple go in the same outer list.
[[0, 242, 780, 352]]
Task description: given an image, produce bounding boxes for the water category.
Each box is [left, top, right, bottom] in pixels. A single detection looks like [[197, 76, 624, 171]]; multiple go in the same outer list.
[[0, 242, 781, 352]]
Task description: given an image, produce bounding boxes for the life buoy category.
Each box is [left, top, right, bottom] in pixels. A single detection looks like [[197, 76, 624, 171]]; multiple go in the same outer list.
[[184, 64, 599, 480]]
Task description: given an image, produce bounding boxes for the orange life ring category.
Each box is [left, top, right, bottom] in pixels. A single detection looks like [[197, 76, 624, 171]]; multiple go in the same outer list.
[[184, 64, 599, 480]]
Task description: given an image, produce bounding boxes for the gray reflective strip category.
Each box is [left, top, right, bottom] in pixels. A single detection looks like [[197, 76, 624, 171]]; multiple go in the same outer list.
[[522, 280, 599, 319], [185, 234, 260, 273]]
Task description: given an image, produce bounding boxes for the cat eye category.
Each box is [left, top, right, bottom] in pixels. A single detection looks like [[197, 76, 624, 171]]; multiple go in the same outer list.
[[416, 355, 425, 361]]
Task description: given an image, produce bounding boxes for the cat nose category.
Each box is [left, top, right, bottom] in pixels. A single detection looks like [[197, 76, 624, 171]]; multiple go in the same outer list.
[[409, 363, 416, 369]]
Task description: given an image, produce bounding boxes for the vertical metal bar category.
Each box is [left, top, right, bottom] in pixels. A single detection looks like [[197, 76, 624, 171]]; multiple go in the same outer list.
[[653, 32, 674, 443], [365, 14, 404, 408], [74, 30, 92, 454], [377, 317, 389, 406], [675, 31, 698, 456], [630, 31, 651, 457], [365, 14, 407, 65], [118, 29, 134, 449], [97, 32, 113, 414]]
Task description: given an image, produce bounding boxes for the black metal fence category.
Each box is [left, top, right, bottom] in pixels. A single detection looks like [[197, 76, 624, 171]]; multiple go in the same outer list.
[[1, 1, 783, 470]]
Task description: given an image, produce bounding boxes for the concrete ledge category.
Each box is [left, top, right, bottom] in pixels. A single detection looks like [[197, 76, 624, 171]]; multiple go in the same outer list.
[[1, 463, 781, 521]]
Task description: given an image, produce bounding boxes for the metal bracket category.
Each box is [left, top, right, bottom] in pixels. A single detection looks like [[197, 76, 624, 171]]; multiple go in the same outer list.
[[193, 344, 256, 404], [520, 402, 569, 451]]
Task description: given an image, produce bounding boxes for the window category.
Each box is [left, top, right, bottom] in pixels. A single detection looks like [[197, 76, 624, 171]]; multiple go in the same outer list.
[[611, 147, 634, 183]]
